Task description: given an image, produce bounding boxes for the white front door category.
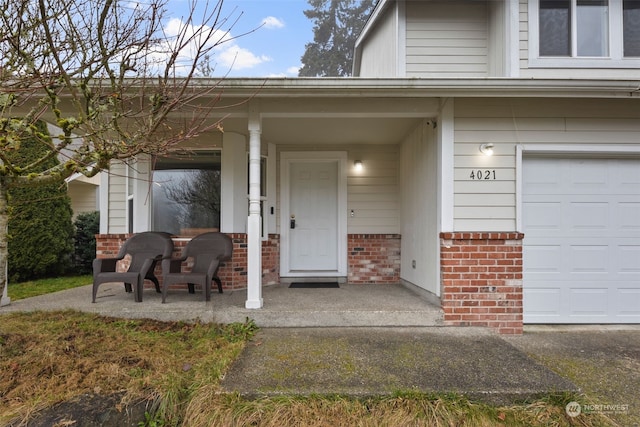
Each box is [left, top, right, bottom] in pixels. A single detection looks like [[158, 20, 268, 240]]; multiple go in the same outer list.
[[281, 152, 347, 277]]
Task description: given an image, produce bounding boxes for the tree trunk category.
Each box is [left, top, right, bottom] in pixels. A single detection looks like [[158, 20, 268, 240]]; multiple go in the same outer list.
[[0, 178, 8, 306]]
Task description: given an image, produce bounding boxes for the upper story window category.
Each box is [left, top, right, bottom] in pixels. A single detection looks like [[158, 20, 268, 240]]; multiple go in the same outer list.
[[624, 0, 640, 56], [530, 0, 640, 67]]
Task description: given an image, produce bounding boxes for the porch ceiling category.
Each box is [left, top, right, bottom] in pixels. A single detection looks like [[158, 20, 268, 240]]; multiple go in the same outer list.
[[220, 116, 424, 145]]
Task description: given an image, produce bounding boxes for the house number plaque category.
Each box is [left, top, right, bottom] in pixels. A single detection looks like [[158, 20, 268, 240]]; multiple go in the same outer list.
[[469, 170, 497, 180]]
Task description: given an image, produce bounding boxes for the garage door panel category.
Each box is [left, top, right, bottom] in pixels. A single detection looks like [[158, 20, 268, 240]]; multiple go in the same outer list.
[[522, 202, 561, 231], [618, 289, 640, 317], [568, 162, 611, 193], [619, 202, 640, 230], [619, 246, 640, 274], [570, 288, 609, 316], [570, 202, 609, 230], [569, 245, 609, 273], [523, 157, 640, 324], [523, 287, 561, 317], [523, 244, 562, 273]]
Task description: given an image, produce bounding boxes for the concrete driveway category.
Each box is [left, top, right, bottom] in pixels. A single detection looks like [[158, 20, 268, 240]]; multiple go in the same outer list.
[[505, 326, 640, 426]]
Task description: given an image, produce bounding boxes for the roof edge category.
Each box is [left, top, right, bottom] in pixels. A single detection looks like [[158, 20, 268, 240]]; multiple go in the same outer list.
[[209, 77, 640, 98]]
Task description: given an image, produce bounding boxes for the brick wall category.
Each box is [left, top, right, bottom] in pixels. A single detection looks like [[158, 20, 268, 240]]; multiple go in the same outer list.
[[440, 232, 524, 335], [348, 234, 401, 284], [97, 233, 401, 287], [95, 233, 280, 290]]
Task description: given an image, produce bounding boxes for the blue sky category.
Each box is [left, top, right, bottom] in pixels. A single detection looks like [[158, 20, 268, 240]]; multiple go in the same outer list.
[[167, 0, 314, 77]]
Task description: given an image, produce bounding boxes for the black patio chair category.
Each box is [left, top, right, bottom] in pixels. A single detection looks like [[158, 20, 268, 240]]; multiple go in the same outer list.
[[161, 232, 233, 303], [92, 232, 174, 303]]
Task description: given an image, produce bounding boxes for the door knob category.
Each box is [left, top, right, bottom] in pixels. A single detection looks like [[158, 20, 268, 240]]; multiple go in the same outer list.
[[290, 214, 295, 229]]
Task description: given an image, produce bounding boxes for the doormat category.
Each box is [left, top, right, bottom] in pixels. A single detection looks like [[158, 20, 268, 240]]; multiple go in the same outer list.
[[289, 282, 340, 289]]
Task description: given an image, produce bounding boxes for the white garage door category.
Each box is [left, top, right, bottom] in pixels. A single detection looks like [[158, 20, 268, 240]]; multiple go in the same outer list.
[[523, 157, 640, 324]]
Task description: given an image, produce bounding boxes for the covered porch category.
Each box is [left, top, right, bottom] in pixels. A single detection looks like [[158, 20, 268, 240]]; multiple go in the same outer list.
[[2, 281, 444, 328]]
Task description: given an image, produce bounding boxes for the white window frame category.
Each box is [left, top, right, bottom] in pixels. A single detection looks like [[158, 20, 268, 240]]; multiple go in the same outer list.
[[529, 0, 640, 68], [150, 150, 222, 236]]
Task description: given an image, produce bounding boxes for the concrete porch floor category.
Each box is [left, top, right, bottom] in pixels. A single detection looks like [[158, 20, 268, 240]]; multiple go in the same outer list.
[[1, 282, 444, 328]]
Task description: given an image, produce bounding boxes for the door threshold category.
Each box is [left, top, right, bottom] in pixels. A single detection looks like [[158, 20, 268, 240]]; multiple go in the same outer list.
[[280, 277, 347, 284]]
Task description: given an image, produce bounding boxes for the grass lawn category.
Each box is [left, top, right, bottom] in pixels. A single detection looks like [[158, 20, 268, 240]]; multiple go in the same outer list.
[[0, 309, 613, 426], [7, 275, 92, 300]]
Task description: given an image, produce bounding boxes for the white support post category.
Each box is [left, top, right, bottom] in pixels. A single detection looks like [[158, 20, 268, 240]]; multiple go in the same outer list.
[[245, 111, 263, 309]]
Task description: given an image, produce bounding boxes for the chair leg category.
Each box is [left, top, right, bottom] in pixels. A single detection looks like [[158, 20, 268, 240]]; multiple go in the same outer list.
[[124, 283, 133, 293], [188, 283, 195, 294], [213, 277, 223, 293], [161, 279, 169, 303], [204, 280, 211, 302], [149, 276, 161, 293], [134, 278, 144, 302]]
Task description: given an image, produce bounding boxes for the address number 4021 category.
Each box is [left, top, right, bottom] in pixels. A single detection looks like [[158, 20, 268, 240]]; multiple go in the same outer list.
[[469, 170, 496, 180]]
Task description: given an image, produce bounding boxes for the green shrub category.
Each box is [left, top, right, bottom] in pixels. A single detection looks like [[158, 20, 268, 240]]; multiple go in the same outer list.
[[73, 211, 99, 274], [7, 121, 75, 282]]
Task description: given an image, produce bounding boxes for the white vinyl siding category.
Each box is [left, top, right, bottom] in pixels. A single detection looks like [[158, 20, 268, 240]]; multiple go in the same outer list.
[[107, 162, 127, 232], [358, 6, 398, 77], [67, 183, 98, 218], [347, 145, 400, 234], [400, 120, 439, 295], [406, 1, 488, 77], [453, 98, 640, 232]]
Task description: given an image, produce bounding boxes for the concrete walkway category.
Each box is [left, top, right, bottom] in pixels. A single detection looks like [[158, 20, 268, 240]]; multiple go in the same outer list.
[[221, 326, 577, 405]]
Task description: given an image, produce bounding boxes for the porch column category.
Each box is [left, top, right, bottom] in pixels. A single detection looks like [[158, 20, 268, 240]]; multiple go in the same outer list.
[[246, 111, 263, 309]]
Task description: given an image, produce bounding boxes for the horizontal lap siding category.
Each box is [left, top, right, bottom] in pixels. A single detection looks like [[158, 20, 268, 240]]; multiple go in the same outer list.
[[359, 6, 398, 77], [108, 162, 126, 232], [406, 1, 488, 77], [348, 146, 400, 234], [453, 98, 640, 232]]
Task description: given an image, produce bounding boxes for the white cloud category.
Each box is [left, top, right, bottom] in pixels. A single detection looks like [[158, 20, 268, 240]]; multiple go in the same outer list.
[[266, 66, 300, 78], [216, 44, 272, 70], [140, 17, 270, 75], [261, 16, 285, 29]]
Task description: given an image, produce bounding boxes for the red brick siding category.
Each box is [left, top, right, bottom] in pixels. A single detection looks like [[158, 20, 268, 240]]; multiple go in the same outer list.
[[348, 234, 401, 284], [97, 233, 401, 287], [440, 232, 524, 335], [95, 233, 280, 290]]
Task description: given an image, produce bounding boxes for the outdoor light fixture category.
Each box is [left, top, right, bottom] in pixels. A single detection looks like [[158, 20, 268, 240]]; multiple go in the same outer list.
[[479, 143, 494, 156], [354, 160, 363, 171]]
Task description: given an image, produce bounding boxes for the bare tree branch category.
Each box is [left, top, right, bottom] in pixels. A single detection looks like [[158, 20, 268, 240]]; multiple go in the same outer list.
[[0, 0, 253, 303]]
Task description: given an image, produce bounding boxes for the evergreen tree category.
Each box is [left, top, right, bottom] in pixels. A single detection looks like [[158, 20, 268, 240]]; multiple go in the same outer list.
[[7, 121, 74, 282], [299, 0, 375, 77], [73, 211, 99, 274]]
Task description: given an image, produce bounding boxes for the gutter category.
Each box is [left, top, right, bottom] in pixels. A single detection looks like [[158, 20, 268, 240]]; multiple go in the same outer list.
[[208, 77, 640, 99]]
